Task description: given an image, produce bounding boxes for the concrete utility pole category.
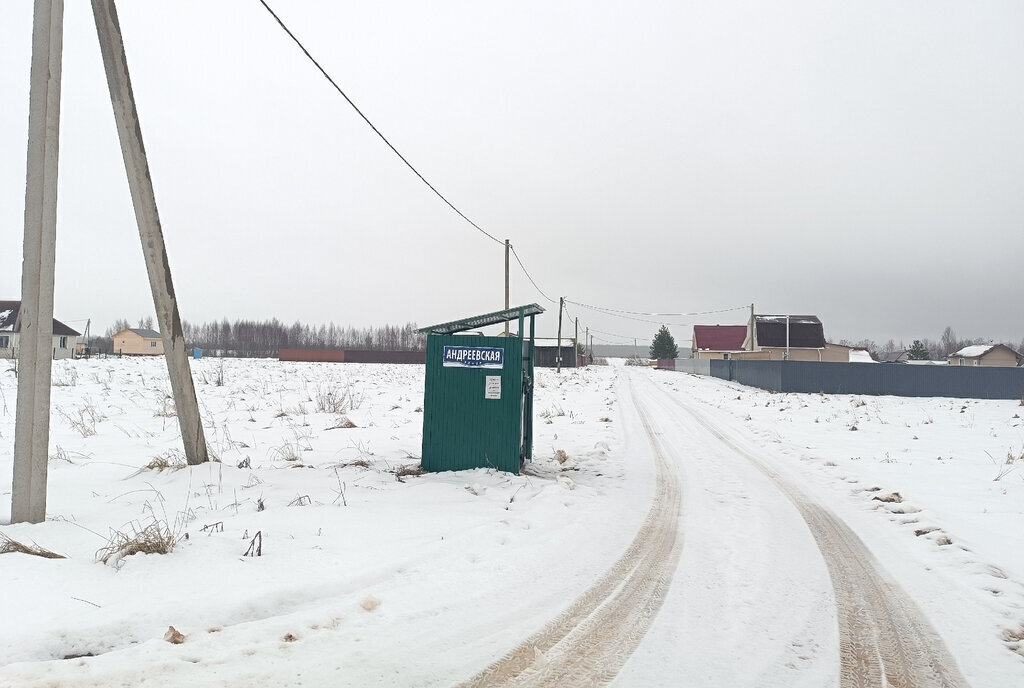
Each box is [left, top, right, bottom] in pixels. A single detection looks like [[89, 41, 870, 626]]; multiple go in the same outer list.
[[556, 296, 564, 373], [574, 317, 578, 367], [12, 0, 64, 524], [749, 302, 755, 350], [504, 239, 510, 336], [92, 0, 208, 464]]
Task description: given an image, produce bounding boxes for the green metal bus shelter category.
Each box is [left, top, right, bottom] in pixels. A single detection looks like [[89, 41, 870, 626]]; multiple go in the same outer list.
[[418, 304, 544, 474]]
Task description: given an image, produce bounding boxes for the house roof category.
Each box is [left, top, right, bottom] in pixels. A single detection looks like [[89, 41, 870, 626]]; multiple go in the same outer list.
[[951, 344, 995, 358], [881, 351, 909, 363], [126, 328, 162, 338], [693, 325, 747, 351], [949, 343, 1021, 359], [755, 314, 825, 348], [0, 300, 81, 336]]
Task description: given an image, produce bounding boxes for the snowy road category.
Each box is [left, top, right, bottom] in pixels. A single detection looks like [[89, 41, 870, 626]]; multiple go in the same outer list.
[[625, 371, 968, 687], [480, 366, 970, 686], [460, 373, 684, 687]]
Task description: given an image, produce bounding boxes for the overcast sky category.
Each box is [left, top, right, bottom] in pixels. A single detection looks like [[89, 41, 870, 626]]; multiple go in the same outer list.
[[2, 1, 1022, 349]]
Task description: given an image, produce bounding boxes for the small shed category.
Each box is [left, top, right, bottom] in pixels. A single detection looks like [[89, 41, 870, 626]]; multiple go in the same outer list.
[[533, 338, 577, 368], [418, 304, 543, 474]]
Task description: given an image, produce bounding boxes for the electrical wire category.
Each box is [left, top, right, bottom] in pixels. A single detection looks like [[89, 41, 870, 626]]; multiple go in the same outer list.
[[257, 0, 504, 247], [565, 299, 747, 318], [509, 245, 559, 305], [258, 1, 747, 331]]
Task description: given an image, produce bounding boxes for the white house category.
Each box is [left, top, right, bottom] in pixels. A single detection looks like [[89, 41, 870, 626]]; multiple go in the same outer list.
[[0, 300, 81, 360]]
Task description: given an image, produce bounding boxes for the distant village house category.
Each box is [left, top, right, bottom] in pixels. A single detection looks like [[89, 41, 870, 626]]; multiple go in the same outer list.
[[113, 328, 164, 356], [691, 325, 748, 360], [0, 300, 80, 360], [947, 344, 1022, 367], [692, 314, 871, 363]]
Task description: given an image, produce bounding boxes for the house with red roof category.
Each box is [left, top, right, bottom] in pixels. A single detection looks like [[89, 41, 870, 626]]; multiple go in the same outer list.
[[691, 324, 750, 360], [694, 314, 869, 362]]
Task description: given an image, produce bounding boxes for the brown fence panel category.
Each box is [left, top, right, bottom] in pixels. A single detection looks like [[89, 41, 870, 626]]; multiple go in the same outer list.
[[278, 349, 425, 364], [279, 349, 345, 362], [343, 350, 426, 364]]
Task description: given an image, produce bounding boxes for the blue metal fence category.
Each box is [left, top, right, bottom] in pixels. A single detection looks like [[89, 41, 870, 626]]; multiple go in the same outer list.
[[686, 360, 1024, 400]]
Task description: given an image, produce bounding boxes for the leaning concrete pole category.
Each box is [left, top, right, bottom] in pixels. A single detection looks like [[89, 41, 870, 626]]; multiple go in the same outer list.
[[12, 0, 64, 524], [92, 0, 208, 464]]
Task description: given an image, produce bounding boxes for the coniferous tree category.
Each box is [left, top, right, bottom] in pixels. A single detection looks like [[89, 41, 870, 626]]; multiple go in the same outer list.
[[907, 340, 930, 360], [649, 325, 679, 359]]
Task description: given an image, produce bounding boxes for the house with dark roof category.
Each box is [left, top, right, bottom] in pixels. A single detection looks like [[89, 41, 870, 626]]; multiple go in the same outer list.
[[691, 313, 872, 362], [881, 351, 910, 363], [727, 314, 856, 362], [113, 328, 164, 356], [0, 300, 81, 360], [692, 325, 749, 360]]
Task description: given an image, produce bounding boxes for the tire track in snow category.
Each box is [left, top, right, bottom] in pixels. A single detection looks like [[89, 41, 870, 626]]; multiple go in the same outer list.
[[645, 373, 970, 688], [458, 374, 683, 688]]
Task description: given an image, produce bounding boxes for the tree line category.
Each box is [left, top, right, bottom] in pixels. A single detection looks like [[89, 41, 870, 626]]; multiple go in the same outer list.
[[91, 317, 425, 357], [834, 326, 1024, 362]]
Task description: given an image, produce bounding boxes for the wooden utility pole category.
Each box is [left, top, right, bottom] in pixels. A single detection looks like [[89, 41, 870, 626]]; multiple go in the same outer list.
[[504, 239, 510, 336], [92, 0, 208, 464], [12, 0, 64, 524], [556, 296, 564, 373]]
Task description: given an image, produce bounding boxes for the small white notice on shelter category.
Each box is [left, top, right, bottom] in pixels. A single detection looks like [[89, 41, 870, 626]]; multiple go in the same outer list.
[[485, 376, 501, 400]]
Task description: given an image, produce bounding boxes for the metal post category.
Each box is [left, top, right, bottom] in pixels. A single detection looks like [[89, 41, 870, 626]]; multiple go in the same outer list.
[[526, 313, 536, 462], [12, 0, 64, 524], [504, 239, 510, 336], [92, 0, 208, 464], [556, 297, 564, 373], [785, 314, 790, 361]]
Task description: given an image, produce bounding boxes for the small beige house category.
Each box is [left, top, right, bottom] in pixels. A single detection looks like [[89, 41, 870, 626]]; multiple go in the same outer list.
[[113, 328, 164, 356], [1, 299, 80, 360], [947, 344, 1022, 367]]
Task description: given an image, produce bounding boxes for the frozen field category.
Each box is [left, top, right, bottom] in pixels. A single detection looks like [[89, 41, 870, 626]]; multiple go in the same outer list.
[[1, 357, 1022, 686]]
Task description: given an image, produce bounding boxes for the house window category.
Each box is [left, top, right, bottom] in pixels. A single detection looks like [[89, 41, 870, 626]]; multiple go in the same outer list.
[[59, 336, 67, 349], [151, 341, 157, 347], [0, 335, 9, 349]]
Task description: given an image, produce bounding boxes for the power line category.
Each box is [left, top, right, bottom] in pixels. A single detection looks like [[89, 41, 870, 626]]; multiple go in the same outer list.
[[509, 245, 558, 305], [565, 299, 747, 318], [589, 326, 644, 341], [257, 0, 504, 247], [258, 1, 743, 329]]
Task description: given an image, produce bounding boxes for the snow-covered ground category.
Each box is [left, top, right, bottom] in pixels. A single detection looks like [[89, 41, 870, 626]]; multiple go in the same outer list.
[[0, 357, 1022, 686]]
